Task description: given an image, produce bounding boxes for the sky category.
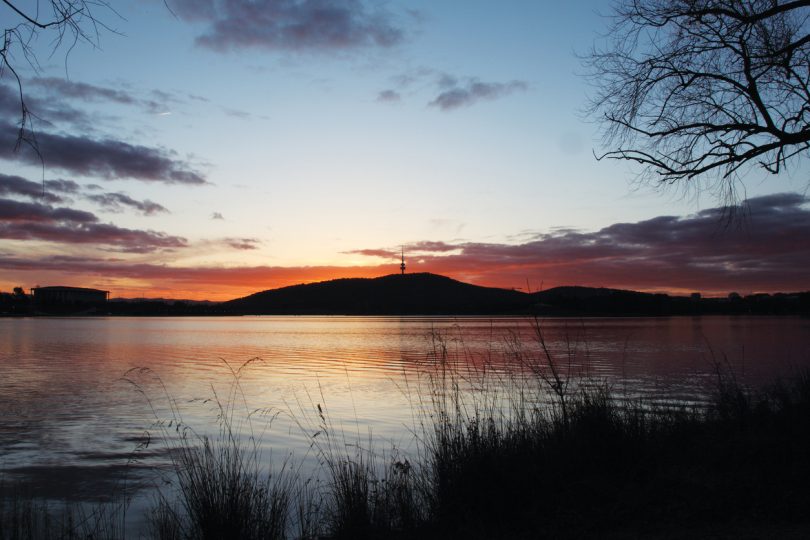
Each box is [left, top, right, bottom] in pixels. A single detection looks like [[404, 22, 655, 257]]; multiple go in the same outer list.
[[1, 0, 809, 300]]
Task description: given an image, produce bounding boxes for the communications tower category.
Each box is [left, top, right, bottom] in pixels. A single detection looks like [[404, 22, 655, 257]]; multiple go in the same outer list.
[[400, 247, 406, 275]]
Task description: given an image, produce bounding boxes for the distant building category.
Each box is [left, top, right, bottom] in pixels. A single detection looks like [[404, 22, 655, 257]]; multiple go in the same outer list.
[[31, 286, 109, 306]]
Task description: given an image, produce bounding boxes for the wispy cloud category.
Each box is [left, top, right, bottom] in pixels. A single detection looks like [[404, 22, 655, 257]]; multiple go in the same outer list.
[[429, 80, 527, 111], [376, 89, 401, 103], [222, 237, 261, 250], [32, 77, 139, 106], [169, 0, 406, 53], [380, 70, 528, 110], [86, 192, 169, 216], [44, 179, 83, 194], [30, 78, 181, 116], [0, 83, 90, 128]]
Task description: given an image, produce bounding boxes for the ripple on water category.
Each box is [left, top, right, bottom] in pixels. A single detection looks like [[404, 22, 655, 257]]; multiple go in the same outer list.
[[0, 315, 808, 528]]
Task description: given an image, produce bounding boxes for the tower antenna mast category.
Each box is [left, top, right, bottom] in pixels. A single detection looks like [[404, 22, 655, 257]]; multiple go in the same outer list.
[[400, 246, 406, 275]]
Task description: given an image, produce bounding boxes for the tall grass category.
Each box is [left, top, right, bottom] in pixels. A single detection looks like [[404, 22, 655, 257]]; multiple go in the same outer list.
[[125, 360, 294, 540]]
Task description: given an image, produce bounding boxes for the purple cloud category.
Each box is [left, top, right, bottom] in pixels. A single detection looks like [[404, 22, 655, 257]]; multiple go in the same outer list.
[[0, 83, 90, 128], [86, 192, 169, 216], [0, 123, 206, 185], [346, 241, 460, 258], [344, 248, 397, 258], [32, 77, 138, 106], [0, 198, 96, 223], [429, 80, 527, 111], [350, 193, 810, 293], [0, 197, 187, 253], [0, 174, 64, 204], [44, 179, 82, 194], [169, 0, 405, 52], [30, 78, 180, 116], [223, 237, 261, 250]]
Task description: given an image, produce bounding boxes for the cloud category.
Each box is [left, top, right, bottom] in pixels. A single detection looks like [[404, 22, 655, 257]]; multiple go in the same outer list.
[[212, 212, 225, 220], [0, 198, 97, 223], [382, 70, 528, 110], [169, 0, 405, 52], [30, 78, 181, 116], [0, 83, 90, 128], [406, 240, 459, 253], [223, 237, 261, 250], [2, 194, 807, 300], [44, 179, 82, 194], [0, 174, 65, 204], [31, 77, 138, 106], [223, 107, 251, 119], [345, 241, 461, 258], [429, 80, 527, 111], [86, 192, 169, 216], [349, 193, 810, 294], [376, 89, 401, 103], [0, 123, 206, 184], [2, 174, 170, 216], [344, 248, 397, 258], [0, 197, 187, 253]]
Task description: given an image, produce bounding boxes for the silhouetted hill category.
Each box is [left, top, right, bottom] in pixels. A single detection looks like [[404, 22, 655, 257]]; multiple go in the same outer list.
[[11, 275, 803, 317], [531, 286, 676, 316], [219, 275, 809, 316], [532, 287, 810, 316], [222, 273, 529, 315]]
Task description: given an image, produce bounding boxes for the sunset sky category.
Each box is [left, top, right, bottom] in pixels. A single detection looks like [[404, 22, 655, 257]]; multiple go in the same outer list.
[[1, 0, 809, 300]]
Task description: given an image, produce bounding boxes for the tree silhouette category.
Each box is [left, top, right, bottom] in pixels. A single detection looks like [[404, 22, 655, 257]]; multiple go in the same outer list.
[[1, 0, 114, 151], [587, 0, 810, 198]]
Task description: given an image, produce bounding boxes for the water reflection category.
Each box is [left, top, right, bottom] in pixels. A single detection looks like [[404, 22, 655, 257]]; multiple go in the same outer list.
[[0, 316, 808, 513]]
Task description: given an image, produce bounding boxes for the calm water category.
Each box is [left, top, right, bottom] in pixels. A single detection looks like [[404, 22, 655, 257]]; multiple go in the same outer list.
[[1, 316, 809, 528]]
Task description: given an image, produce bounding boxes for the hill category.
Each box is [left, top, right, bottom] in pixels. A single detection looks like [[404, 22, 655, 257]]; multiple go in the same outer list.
[[221, 273, 530, 315], [220, 275, 809, 316], [6, 274, 804, 316]]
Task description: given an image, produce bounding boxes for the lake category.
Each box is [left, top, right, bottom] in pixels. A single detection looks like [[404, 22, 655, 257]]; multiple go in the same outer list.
[[1, 315, 808, 531]]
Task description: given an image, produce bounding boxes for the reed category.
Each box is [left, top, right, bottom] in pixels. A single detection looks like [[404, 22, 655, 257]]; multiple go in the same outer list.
[[125, 360, 294, 540]]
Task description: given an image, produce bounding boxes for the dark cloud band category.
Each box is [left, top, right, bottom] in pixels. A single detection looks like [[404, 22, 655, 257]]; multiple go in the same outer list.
[[0, 197, 186, 253], [0, 123, 205, 185]]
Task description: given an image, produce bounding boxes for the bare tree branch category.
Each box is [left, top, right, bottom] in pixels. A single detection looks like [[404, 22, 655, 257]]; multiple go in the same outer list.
[[1, 1, 116, 155], [586, 0, 810, 200]]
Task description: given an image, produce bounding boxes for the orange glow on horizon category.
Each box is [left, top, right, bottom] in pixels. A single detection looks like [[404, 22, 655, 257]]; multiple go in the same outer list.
[[2, 258, 795, 302]]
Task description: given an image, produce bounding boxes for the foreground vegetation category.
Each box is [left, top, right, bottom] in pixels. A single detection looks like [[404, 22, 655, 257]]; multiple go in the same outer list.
[[3, 328, 810, 539]]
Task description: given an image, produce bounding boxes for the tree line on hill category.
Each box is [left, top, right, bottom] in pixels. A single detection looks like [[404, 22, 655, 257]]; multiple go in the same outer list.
[[3, 274, 808, 316]]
